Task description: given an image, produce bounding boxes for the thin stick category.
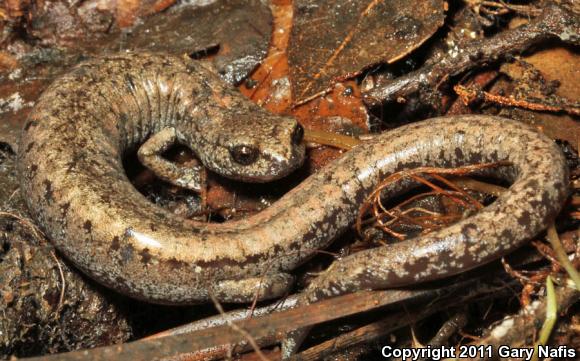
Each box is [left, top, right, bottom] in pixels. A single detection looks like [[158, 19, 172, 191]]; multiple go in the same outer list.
[[363, 5, 579, 109]]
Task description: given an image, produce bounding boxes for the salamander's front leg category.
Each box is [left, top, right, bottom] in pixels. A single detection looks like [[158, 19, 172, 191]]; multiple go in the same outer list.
[[137, 127, 204, 192]]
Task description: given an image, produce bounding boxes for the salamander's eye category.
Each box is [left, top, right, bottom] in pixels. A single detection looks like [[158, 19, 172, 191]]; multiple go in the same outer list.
[[230, 145, 259, 165]]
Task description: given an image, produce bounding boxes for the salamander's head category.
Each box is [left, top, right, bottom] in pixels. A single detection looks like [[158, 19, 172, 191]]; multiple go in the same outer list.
[[192, 111, 306, 182]]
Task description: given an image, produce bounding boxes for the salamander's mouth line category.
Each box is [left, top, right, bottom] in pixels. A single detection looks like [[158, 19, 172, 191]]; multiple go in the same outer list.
[[17, 53, 568, 305]]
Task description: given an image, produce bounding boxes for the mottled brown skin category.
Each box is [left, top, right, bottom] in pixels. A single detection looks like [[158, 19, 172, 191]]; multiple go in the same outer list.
[[282, 118, 569, 355], [18, 53, 568, 308]]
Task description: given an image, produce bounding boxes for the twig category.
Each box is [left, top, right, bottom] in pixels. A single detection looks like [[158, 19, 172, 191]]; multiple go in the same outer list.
[[531, 240, 563, 270], [303, 128, 361, 150], [49, 251, 66, 315], [363, 5, 579, 110], [449, 177, 506, 198], [0, 211, 48, 242], [292, 294, 478, 361], [26, 286, 459, 361], [473, 0, 542, 17], [454, 84, 580, 116], [208, 293, 270, 361]]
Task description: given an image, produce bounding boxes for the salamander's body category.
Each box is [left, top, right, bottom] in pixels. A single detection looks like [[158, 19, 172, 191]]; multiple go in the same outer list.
[[17, 53, 568, 305]]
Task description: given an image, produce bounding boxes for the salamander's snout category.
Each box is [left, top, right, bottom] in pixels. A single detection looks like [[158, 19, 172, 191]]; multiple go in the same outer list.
[[292, 124, 304, 145], [250, 118, 306, 182]]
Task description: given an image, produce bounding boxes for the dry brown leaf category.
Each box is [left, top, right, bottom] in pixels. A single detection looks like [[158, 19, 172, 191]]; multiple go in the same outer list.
[[288, 0, 446, 104]]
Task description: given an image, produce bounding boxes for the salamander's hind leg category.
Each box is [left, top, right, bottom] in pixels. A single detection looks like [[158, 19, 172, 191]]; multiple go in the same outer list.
[[210, 273, 294, 303], [138, 127, 204, 192]]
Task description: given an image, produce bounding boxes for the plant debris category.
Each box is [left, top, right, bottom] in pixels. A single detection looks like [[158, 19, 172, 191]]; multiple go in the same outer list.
[[0, 1, 273, 150], [356, 162, 510, 242], [0, 150, 132, 358], [0, 0, 578, 360], [363, 4, 579, 114], [288, 0, 446, 104], [454, 84, 580, 116], [115, 0, 273, 85], [495, 47, 580, 147]]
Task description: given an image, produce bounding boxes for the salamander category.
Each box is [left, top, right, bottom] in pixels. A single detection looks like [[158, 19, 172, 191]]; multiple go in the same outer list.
[[17, 53, 569, 306]]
